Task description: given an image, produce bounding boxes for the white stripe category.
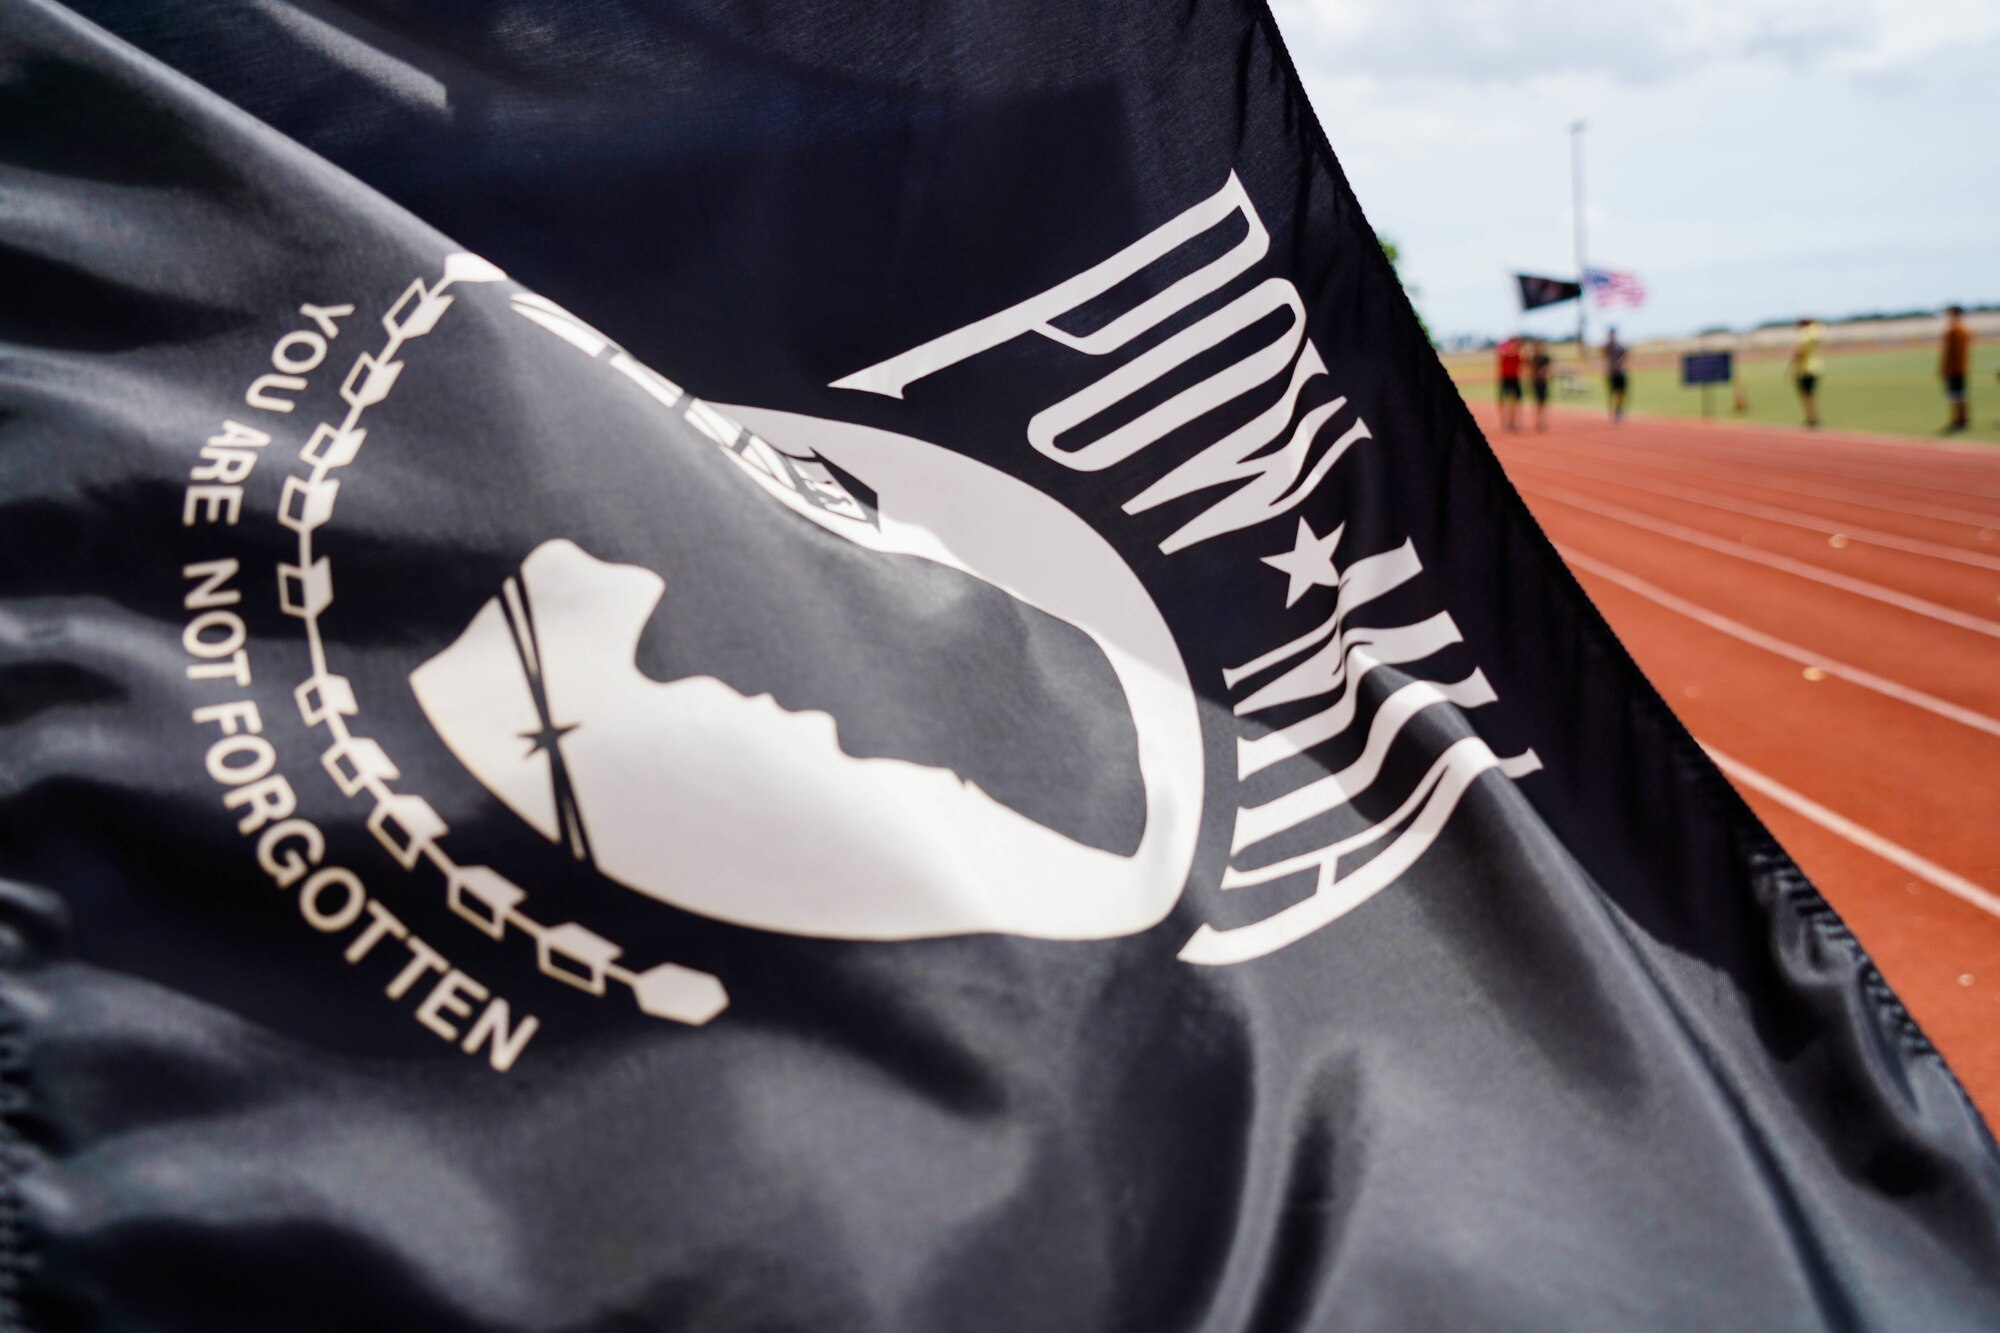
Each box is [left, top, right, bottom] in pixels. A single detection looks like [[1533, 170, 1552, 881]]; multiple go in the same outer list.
[[510, 300, 610, 357], [1230, 671, 1495, 852], [1703, 745, 2000, 922], [1505, 437, 2000, 532], [1559, 437, 2000, 504], [1558, 546, 2000, 741], [1237, 616, 1467, 777], [1222, 541, 1423, 693], [1517, 481, 2000, 641], [1648, 419, 2000, 469], [609, 352, 684, 408], [1665, 416, 2000, 459], [1516, 456, 2000, 572], [1182, 740, 1541, 965], [1512, 426, 2000, 504]]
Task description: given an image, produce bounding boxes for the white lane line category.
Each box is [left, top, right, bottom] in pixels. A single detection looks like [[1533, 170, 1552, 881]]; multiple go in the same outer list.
[[1503, 438, 2000, 531], [1515, 456, 2000, 572], [1643, 423, 2000, 469], [1703, 745, 2000, 923], [1536, 408, 2000, 474], [1517, 481, 2000, 641], [1558, 545, 2000, 741], [1497, 417, 2000, 498], [1557, 434, 2000, 504], [1659, 417, 2000, 460]]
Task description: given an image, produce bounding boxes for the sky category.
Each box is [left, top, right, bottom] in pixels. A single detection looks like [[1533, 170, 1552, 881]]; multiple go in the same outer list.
[[1271, 0, 2000, 343]]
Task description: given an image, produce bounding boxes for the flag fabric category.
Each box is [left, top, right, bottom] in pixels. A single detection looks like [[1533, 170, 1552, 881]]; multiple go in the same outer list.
[[1515, 273, 1584, 311], [3, 1, 1999, 1329], [1586, 266, 1649, 310]]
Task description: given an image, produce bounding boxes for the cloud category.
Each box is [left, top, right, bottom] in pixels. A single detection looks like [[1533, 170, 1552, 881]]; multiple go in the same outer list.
[[1274, 0, 1878, 85], [1270, 0, 2000, 340], [1846, 32, 2000, 95]]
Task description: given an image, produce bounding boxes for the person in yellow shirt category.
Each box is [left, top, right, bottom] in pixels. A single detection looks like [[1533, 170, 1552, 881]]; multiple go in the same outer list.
[[1789, 318, 1824, 428], [1941, 305, 1973, 433]]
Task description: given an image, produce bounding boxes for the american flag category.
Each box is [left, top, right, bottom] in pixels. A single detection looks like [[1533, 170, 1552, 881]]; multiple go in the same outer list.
[[1585, 266, 1647, 309]]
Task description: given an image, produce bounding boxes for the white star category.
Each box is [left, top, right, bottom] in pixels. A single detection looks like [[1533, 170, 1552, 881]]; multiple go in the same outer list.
[[1261, 518, 1343, 607]]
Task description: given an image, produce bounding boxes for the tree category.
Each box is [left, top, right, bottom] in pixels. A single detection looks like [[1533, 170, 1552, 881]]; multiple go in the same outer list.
[[1378, 234, 1434, 346]]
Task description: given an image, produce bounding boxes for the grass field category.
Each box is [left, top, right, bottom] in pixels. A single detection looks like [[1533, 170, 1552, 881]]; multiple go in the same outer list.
[[1445, 343, 2000, 446]]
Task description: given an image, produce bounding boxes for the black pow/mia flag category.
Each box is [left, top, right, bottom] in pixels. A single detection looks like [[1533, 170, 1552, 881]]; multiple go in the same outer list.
[[1516, 273, 1585, 311], [3, 0, 1998, 1328]]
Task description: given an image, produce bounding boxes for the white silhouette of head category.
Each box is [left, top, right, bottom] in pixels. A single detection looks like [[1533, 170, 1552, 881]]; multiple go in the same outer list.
[[412, 408, 1204, 942]]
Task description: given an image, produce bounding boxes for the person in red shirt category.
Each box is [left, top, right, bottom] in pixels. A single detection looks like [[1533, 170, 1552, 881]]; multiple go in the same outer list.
[[1496, 335, 1524, 431]]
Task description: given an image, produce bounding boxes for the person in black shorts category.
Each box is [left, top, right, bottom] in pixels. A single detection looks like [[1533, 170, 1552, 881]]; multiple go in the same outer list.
[[1604, 327, 1629, 422], [1789, 318, 1824, 428], [1529, 338, 1554, 431], [1941, 305, 1973, 433]]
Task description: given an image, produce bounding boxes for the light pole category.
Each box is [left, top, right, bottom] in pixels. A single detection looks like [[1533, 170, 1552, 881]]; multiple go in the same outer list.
[[1571, 120, 1588, 356]]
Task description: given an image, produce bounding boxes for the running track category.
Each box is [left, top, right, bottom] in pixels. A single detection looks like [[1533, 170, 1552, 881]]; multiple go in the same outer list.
[[1475, 403, 2000, 1121]]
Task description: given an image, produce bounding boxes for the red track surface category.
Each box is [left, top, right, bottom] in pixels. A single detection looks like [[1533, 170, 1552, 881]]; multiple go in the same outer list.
[[1476, 402, 2000, 1123]]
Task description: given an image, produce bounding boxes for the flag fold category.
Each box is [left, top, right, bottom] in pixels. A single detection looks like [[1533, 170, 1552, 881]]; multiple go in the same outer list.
[[0, 0, 1995, 1329]]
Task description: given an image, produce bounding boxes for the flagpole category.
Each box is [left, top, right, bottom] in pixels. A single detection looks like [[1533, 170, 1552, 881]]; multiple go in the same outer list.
[[1571, 120, 1588, 356]]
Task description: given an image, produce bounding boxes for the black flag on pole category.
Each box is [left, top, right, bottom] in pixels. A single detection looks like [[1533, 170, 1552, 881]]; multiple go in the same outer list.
[[3, 0, 1999, 1328], [1517, 272, 1586, 311]]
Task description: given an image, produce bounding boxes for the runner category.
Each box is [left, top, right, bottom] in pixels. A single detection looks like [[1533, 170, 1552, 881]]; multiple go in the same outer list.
[[1496, 334, 1524, 431], [1529, 337, 1554, 431], [1790, 317, 1824, 428], [1604, 326, 1630, 422], [1941, 305, 1973, 433]]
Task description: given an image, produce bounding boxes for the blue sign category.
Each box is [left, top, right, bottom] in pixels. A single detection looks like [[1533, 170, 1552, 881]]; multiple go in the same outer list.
[[1682, 351, 1733, 386]]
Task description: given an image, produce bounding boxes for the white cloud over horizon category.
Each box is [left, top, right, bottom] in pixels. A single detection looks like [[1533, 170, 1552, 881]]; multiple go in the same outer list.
[[1272, 0, 2000, 341]]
